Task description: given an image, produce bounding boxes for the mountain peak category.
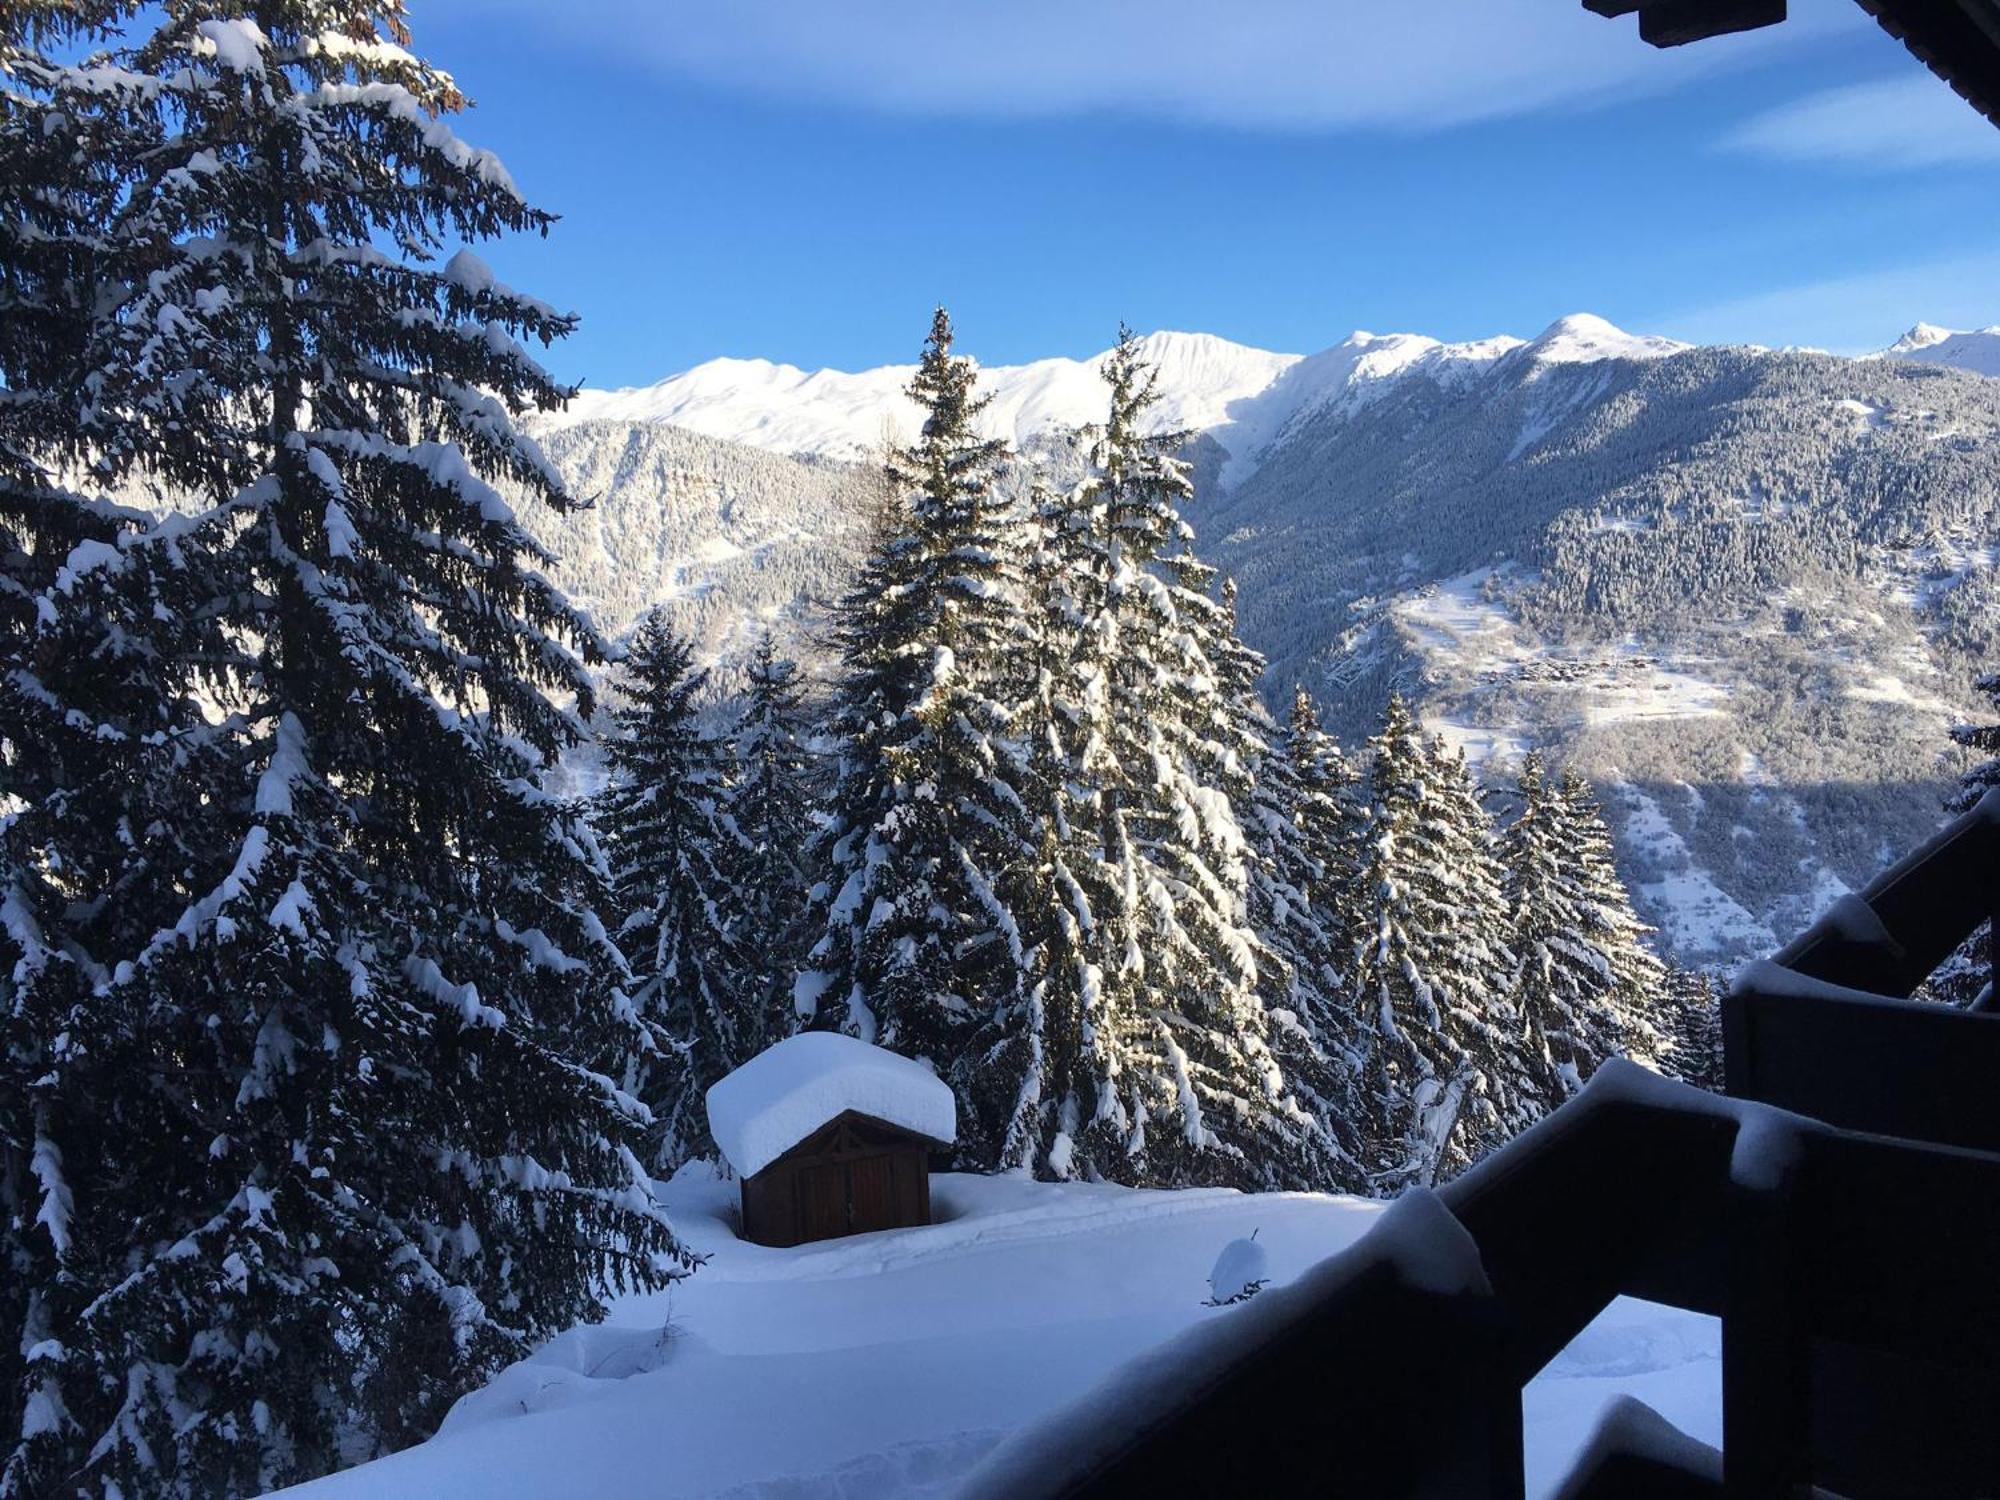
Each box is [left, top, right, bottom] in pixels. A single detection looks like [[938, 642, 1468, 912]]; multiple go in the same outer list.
[[1877, 322, 2000, 377], [1541, 312, 1627, 338], [1119, 329, 1299, 394], [1520, 313, 1689, 365], [1890, 321, 1957, 353]]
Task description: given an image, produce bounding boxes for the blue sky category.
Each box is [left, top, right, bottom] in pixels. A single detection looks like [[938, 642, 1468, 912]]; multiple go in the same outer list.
[[419, 0, 2000, 387]]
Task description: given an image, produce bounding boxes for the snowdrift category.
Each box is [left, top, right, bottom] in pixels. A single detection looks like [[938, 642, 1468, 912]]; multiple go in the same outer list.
[[276, 1171, 1719, 1499]]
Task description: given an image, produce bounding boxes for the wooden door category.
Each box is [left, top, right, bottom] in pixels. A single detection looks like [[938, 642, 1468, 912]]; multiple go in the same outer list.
[[799, 1160, 848, 1241], [848, 1152, 895, 1233], [889, 1147, 926, 1226]]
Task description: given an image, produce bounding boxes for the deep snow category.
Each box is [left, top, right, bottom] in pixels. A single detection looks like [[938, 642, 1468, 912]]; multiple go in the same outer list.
[[276, 1169, 1719, 1499], [706, 1031, 957, 1177]]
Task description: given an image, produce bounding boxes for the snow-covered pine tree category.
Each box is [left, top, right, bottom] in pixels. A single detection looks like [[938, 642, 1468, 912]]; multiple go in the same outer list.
[[1660, 968, 1725, 1092], [599, 611, 758, 1168], [0, 528, 239, 1500], [1343, 702, 1425, 1186], [1551, 766, 1667, 1065], [1501, 753, 1665, 1112], [0, 0, 186, 933], [2, 14, 265, 1492], [0, 494, 241, 1498], [1252, 686, 1369, 1182], [1501, 753, 1599, 1106], [1221, 618, 1363, 1188], [1419, 737, 1534, 1166], [1283, 687, 1366, 921], [799, 309, 1037, 1149], [729, 631, 819, 1019], [1, 4, 127, 475], [955, 476, 1102, 1174], [11, 8, 692, 1493], [1346, 697, 1522, 1188], [2, 9, 113, 1486], [0, 0, 208, 979], [0, 0, 139, 980], [1012, 330, 1320, 1190]]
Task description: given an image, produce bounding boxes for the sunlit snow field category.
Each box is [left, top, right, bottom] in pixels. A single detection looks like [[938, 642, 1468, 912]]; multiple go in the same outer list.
[[278, 1172, 1719, 1499]]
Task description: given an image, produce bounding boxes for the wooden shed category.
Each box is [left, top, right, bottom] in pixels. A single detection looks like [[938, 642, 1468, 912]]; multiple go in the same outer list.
[[705, 1032, 957, 1248]]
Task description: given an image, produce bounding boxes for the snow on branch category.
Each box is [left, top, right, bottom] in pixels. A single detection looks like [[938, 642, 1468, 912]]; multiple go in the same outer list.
[[306, 81, 523, 201], [191, 19, 269, 76], [403, 954, 507, 1031]]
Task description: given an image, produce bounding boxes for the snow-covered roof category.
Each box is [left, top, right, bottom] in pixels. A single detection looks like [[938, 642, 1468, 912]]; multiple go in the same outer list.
[[705, 1032, 957, 1178]]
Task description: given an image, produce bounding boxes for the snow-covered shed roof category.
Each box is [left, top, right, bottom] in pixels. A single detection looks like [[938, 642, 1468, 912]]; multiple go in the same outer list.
[[705, 1033, 957, 1178]]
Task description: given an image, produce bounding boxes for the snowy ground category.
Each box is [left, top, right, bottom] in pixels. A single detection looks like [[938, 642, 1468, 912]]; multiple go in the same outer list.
[[1614, 783, 1778, 960], [279, 1171, 1719, 1500]]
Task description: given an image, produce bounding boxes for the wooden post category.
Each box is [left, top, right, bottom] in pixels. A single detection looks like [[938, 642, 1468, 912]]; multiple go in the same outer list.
[[1722, 1163, 1811, 1496], [1720, 984, 1752, 1099]]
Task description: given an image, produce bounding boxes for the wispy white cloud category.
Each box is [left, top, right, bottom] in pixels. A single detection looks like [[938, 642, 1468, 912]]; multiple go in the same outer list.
[[444, 0, 1855, 133], [1721, 73, 2000, 170], [1655, 250, 2000, 354]]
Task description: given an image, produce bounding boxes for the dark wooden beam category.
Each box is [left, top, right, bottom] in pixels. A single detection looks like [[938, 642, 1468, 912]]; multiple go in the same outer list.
[[1585, 0, 2000, 125], [1724, 977, 2000, 1155], [1583, 0, 1788, 44], [1639, 0, 1787, 45], [1858, 0, 2000, 128]]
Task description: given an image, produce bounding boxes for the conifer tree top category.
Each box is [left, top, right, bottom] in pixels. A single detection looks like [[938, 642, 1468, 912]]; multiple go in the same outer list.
[[909, 306, 987, 447]]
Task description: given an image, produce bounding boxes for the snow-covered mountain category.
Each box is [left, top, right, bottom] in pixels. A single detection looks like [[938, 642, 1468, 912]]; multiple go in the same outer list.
[[543, 315, 1694, 488], [510, 420, 881, 675], [1205, 330, 2000, 965], [547, 330, 1293, 474], [515, 313, 2000, 965], [1876, 321, 2000, 378], [551, 314, 1991, 476]]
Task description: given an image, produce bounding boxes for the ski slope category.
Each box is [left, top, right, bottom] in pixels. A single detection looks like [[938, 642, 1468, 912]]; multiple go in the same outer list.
[[277, 1170, 1719, 1499]]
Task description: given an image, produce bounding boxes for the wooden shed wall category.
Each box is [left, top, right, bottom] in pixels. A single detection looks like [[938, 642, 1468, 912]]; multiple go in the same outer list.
[[739, 1112, 937, 1247]]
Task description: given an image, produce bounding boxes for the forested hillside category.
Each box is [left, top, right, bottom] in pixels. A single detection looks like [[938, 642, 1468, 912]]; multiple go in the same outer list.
[[1214, 342, 2000, 959], [511, 421, 883, 682]]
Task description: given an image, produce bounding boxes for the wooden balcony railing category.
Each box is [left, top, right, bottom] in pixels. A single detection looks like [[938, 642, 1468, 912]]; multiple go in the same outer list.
[[964, 790, 2000, 1499]]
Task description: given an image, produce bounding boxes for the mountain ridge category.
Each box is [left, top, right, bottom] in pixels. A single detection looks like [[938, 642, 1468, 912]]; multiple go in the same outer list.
[[544, 315, 1998, 487]]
